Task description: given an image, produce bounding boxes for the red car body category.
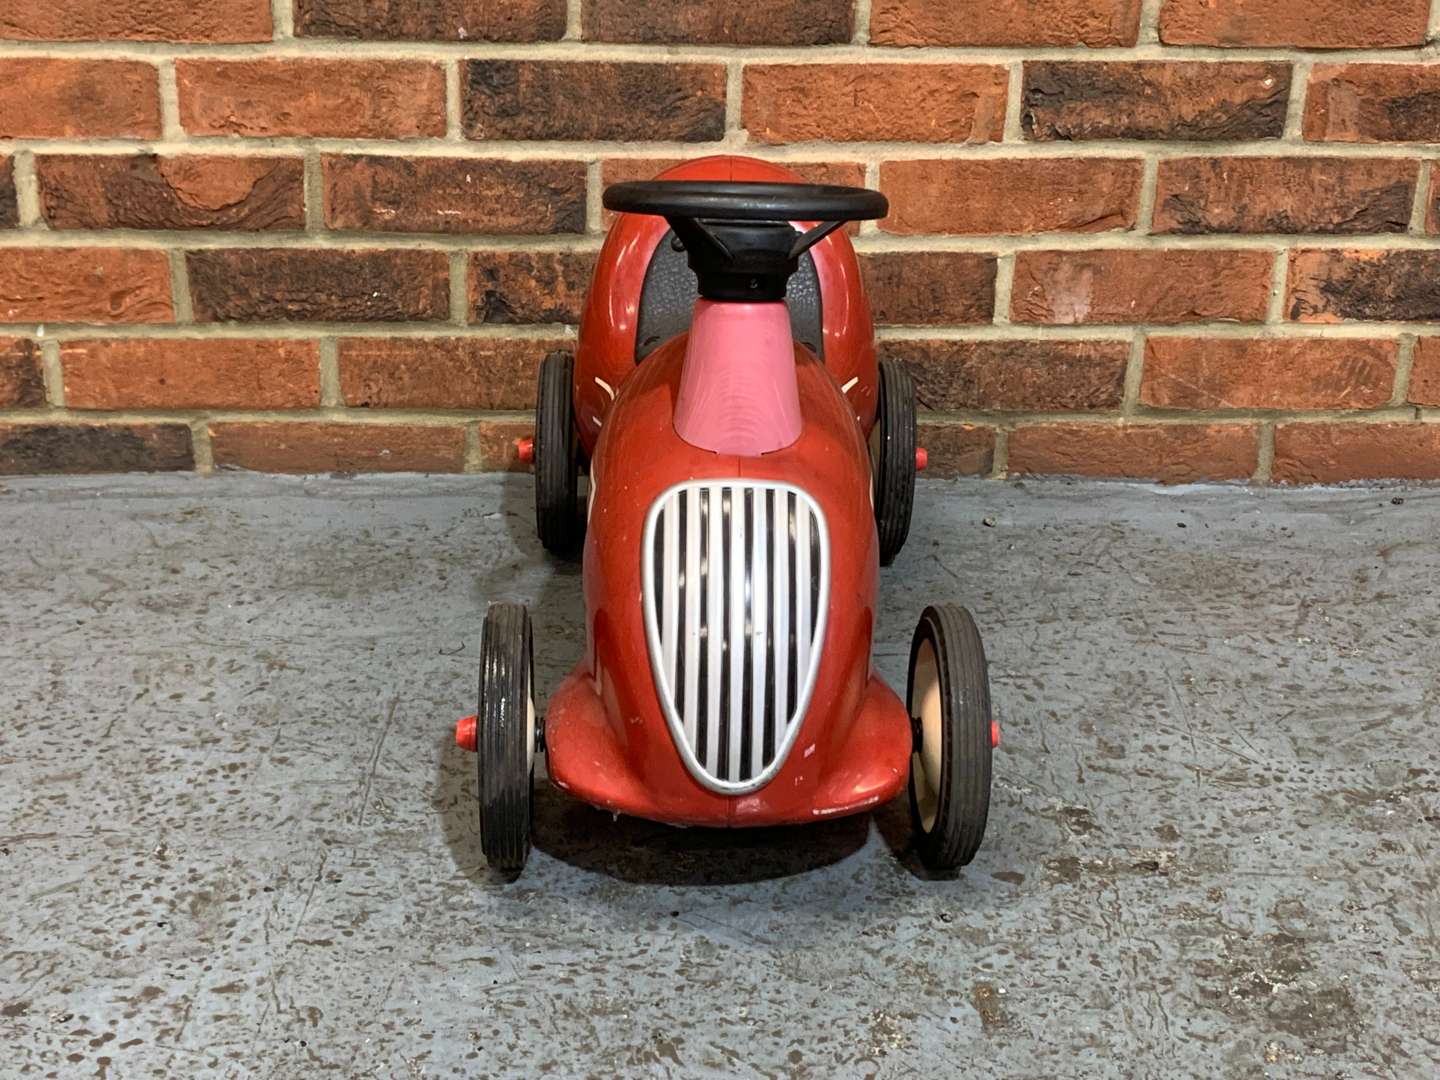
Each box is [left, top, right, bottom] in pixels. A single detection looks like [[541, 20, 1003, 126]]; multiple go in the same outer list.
[[543, 156, 912, 826]]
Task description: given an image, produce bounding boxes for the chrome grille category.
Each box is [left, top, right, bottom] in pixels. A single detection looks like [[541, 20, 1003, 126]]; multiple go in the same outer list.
[[642, 480, 829, 794]]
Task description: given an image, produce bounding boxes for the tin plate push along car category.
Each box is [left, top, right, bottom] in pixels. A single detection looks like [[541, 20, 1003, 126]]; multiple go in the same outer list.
[[454, 157, 999, 874]]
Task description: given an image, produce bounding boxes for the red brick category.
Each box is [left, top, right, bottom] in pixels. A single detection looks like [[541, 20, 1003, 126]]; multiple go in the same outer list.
[[211, 422, 465, 473], [1012, 250, 1273, 325], [1288, 250, 1440, 323], [585, 0, 850, 42], [600, 159, 867, 228], [188, 250, 449, 323], [1273, 423, 1440, 483], [0, 157, 16, 228], [177, 60, 444, 139], [476, 417, 535, 472], [324, 156, 585, 235], [883, 339, 1129, 411], [38, 155, 305, 231], [744, 65, 1007, 144], [62, 339, 320, 410], [0, 0, 271, 41], [1408, 338, 1440, 406], [880, 158, 1142, 235], [1305, 65, 1440, 144], [1008, 423, 1259, 482], [0, 423, 192, 475], [1023, 62, 1290, 142], [338, 338, 567, 409], [1154, 157, 1418, 235], [465, 61, 725, 142], [0, 249, 173, 325], [0, 338, 45, 408], [916, 421, 996, 477], [296, 0, 564, 40], [0, 59, 161, 139], [861, 253, 997, 325], [1161, 0, 1429, 48], [872, 0, 1141, 46], [1142, 337, 1397, 411], [470, 251, 597, 325]]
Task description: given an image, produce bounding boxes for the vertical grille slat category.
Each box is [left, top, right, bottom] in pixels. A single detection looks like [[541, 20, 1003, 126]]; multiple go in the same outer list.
[[643, 480, 830, 795]]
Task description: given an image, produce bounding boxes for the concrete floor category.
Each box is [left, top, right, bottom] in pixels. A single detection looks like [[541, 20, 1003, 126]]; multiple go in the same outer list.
[[1, 472, 1438, 1079]]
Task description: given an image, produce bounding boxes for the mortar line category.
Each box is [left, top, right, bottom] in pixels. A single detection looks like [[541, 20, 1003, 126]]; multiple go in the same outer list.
[[318, 338, 342, 406], [564, 0, 583, 40], [303, 150, 324, 232], [725, 61, 744, 140], [168, 250, 195, 323], [1266, 249, 1291, 324], [12, 149, 42, 227], [445, 60, 464, 142], [157, 59, 183, 140], [1411, 160, 1433, 233], [1121, 332, 1147, 414], [991, 428, 1009, 479], [1003, 63, 1025, 143], [1430, 0, 1440, 44], [190, 418, 215, 474], [1252, 422, 1276, 484], [1283, 60, 1313, 141], [1136, 156, 1160, 234], [852, 0, 871, 44], [271, 0, 295, 38], [1392, 334, 1418, 406], [39, 339, 64, 407], [448, 251, 469, 327], [462, 422, 483, 473], [860, 161, 881, 236], [991, 254, 1016, 325], [585, 159, 604, 233], [1138, 0, 1164, 44]]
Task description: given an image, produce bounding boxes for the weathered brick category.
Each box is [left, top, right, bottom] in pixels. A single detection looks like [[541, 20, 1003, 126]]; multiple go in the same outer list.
[[211, 422, 465, 473], [0, 423, 192, 475], [188, 250, 449, 323], [1013, 250, 1273, 325], [38, 155, 305, 231], [861, 253, 996, 325], [470, 251, 597, 325], [1154, 158, 1418, 236], [1273, 423, 1440, 483], [1288, 250, 1440, 323], [324, 156, 585, 235], [585, 0, 850, 43], [744, 65, 1007, 144], [465, 61, 725, 142], [339, 338, 566, 409], [62, 339, 320, 410], [1160, 0, 1428, 47], [1008, 423, 1259, 482], [872, 0, 1141, 46], [0, 338, 45, 408], [1023, 62, 1290, 142], [601, 159, 866, 228], [0, 0, 272, 41], [916, 421, 996, 477], [0, 157, 16, 229], [0, 59, 161, 139], [880, 158, 1141, 235], [1409, 338, 1440, 406], [177, 60, 445, 139], [883, 339, 1129, 411], [1142, 337, 1397, 411], [296, 0, 564, 40], [0, 249, 173, 324], [1305, 65, 1440, 144], [476, 417, 534, 472]]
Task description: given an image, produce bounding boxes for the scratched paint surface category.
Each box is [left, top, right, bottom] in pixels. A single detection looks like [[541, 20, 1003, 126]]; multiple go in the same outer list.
[[1, 473, 1437, 1078]]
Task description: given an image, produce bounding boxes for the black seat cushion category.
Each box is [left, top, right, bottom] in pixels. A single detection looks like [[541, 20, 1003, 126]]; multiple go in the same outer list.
[[633, 229, 824, 362]]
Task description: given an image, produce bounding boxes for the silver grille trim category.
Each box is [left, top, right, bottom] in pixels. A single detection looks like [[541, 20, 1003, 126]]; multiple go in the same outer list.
[[641, 480, 830, 795]]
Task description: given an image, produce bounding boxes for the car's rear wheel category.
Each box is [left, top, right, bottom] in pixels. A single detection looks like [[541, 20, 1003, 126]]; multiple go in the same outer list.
[[534, 351, 585, 559], [477, 603, 536, 874], [871, 359, 916, 567], [908, 605, 994, 870]]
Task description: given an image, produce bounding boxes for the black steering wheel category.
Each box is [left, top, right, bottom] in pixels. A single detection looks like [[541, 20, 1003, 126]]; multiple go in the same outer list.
[[603, 180, 888, 302]]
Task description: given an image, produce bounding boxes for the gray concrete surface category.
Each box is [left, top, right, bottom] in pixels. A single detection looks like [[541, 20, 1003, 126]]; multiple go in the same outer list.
[[1, 472, 1437, 1079]]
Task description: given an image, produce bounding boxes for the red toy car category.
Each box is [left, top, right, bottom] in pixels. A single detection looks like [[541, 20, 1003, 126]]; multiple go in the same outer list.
[[456, 157, 997, 874]]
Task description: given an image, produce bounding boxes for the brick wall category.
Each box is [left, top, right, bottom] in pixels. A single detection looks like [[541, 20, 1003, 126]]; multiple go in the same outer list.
[[1, 0, 1438, 484]]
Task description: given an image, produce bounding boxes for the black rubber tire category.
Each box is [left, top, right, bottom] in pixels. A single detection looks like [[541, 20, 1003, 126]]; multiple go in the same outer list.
[[534, 351, 585, 559], [907, 605, 993, 871], [872, 360, 916, 567], [477, 603, 535, 874]]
